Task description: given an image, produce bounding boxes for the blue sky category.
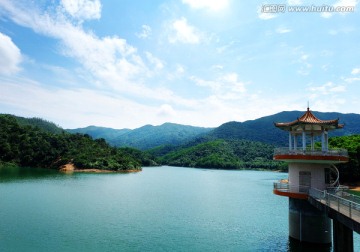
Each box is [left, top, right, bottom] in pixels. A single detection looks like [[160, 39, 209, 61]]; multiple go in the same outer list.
[[0, 0, 359, 129]]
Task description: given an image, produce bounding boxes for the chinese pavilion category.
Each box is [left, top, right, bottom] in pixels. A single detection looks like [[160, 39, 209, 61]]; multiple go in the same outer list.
[[273, 107, 349, 245]]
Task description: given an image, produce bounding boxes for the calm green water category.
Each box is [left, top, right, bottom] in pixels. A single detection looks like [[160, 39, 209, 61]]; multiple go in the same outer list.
[[0, 166, 358, 251]]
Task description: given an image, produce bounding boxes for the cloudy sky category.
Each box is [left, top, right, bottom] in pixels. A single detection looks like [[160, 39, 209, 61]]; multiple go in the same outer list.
[[0, 0, 359, 129]]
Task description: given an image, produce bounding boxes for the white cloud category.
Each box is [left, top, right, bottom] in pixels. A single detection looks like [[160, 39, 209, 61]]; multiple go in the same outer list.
[[211, 65, 224, 70], [157, 104, 176, 118], [2, 1, 358, 129], [321, 12, 333, 18], [321, 64, 330, 71], [182, 0, 229, 11], [334, 0, 357, 9], [0, 32, 22, 75], [351, 67, 360, 75], [344, 77, 360, 83], [176, 65, 185, 75], [190, 72, 246, 100], [168, 17, 201, 44], [136, 25, 152, 39], [0, 1, 155, 93], [288, 0, 302, 4], [0, 78, 183, 128], [258, 12, 277, 20], [221, 73, 246, 93], [61, 0, 101, 20], [276, 26, 291, 34], [0, 1, 207, 116], [328, 27, 355, 35], [292, 48, 312, 75], [308, 99, 346, 113], [167, 64, 186, 80], [145, 52, 164, 71], [216, 41, 234, 54], [308, 82, 346, 96]]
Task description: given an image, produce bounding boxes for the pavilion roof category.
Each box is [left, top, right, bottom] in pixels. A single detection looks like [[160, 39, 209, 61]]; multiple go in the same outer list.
[[274, 108, 344, 131]]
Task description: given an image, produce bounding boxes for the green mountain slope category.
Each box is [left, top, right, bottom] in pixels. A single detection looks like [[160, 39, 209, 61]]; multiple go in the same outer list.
[[0, 115, 154, 171], [156, 139, 285, 170], [208, 111, 360, 146], [67, 126, 130, 142], [69, 123, 214, 150], [2, 114, 65, 134], [149, 111, 360, 171]]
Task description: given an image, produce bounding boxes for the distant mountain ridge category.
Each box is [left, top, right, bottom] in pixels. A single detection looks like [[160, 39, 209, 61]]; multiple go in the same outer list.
[[68, 123, 214, 150], [67, 126, 131, 141], [67, 111, 360, 150], [3, 110, 360, 172], [148, 110, 360, 171], [208, 111, 360, 146]]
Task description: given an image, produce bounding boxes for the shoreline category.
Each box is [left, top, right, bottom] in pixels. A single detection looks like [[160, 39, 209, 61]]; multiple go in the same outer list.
[[59, 163, 141, 173], [349, 186, 360, 192], [73, 168, 141, 173]]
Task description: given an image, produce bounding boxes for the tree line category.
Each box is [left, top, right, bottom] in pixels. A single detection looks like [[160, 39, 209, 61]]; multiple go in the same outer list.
[[1, 114, 359, 181], [0, 115, 157, 171]]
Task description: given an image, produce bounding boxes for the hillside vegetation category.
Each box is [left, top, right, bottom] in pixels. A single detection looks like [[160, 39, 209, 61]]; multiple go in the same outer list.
[[152, 139, 286, 171], [14, 115, 65, 134], [69, 123, 213, 150], [328, 135, 360, 183], [0, 114, 156, 171], [68, 111, 360, 151], [67, 126, 130, 142], [2, 112, 360, 179]]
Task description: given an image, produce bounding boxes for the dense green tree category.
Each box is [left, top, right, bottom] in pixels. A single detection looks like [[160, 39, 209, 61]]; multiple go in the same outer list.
[[157, 139, 286, 170], [0, 114, 157, 171], [328, 135, 360, 183]]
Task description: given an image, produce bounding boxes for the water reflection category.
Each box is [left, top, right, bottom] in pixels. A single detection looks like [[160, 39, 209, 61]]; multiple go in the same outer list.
[[287, 237, 332, 252], [0, 166, 358, 251], [0, 166, 63, 182]]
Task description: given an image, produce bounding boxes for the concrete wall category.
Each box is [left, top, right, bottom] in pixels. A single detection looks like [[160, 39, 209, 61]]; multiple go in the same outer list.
[[289, 198, 332, 244], [289, 163, 330, 191]]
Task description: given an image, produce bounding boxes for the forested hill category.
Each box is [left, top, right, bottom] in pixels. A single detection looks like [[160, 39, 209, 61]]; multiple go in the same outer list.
[[155, 139, 285, 171], [67, 111, 360, 150], [146, 111, 360, 172], [4, 114, 65, 134], [328, 135, 360, 183], [0, 114, 156, 171], [208, 111, 360, 146], [69, 123, 214, 150], [2, 111, 359, 173]]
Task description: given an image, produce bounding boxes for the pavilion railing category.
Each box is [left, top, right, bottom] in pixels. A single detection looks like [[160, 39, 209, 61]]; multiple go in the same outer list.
[[273, 182, 310, 194], [273, 182, 348, 195], [274, 147, 348, 157]]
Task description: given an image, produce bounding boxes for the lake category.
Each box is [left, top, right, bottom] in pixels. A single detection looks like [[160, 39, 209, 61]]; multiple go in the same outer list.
[[0, 166, 359, 251]]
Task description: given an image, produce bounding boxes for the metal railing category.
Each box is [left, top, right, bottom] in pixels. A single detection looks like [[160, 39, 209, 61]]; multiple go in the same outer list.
[[273, 182, 310, 194], [274, 147, 348, 157], [309, 188, 360, 221]]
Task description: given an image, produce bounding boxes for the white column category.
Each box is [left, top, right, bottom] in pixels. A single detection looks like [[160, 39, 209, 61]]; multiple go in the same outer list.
[[325, 131, 328, 152], [289, 132, 292, 151], [294, 135, 297, 150], [311, 134, 314, 150], [302, 131, 306, 150], [321, 130, 325, 151]]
